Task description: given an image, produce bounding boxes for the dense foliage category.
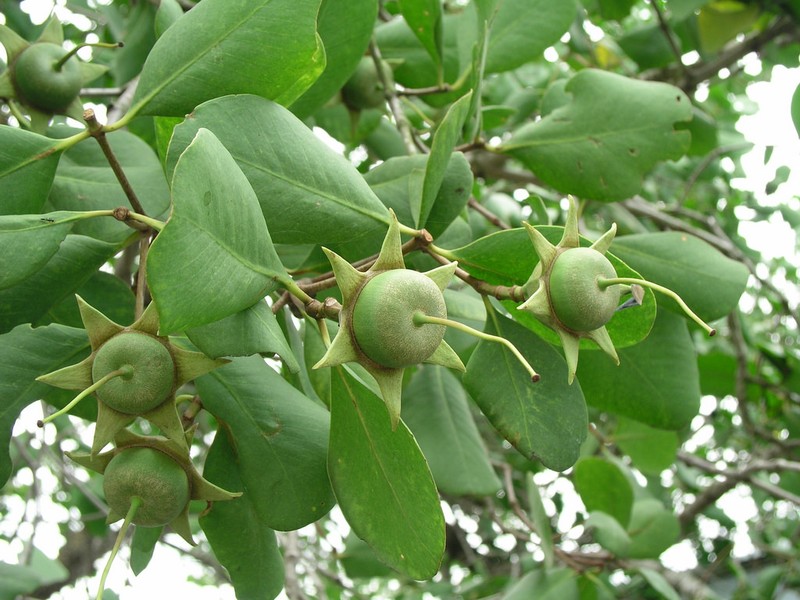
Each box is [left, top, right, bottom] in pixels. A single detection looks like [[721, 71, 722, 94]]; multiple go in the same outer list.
[[0, 0, 798, 598]]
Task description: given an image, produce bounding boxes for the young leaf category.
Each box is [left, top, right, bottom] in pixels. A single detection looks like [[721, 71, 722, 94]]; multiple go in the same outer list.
[[131, 0, 325, 116], [148, 128, 287, 333], [328, 366, 446, 580], [502, 70, 692, 201], [194, 356, 335, 531], [463, 308, 587, 472], [200, 427, 285, 600], [402, 365, 501, 496]]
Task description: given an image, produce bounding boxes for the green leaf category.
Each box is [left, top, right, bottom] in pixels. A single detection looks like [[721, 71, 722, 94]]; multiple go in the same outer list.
[[0, 212, 86, 291], [578, 311, 701, 431], [463, 308, 587, 471], [502, 568, 580, 600], [165, 95, 391, 255], [365, 152, 473, 237], [610, 231, 749, 323], [154, 0, 183, 38], [0, 550, 68, 598], [0, 234, 119, 334], [47, 130, 171, 243], [526, 475, 555, 568], [792, 82, 800, 138], [328, 367, 445, 580], [573, 457, 634, 527], [130, 525, 162, 575], [148, 128, 287, 333], [399, 0, 444, 69], [419, 92, 472, 226], [200, 427, 284, 600], [502, 70, 692, 201], [290, 0, 378, 119], [0, 127, 62, 215], [586, 511, 632, 555], [0, 323, 89, 486], [613, 417, 679, 476], [449, 227, 657, 349], [638, 567, 682, 600], [194, 356, 334, 531], [186, 299, 299, 372], [623, 498, 680, 559], [43, 270, 136, 330], [131, 0, 325, 116], [484, 0, 577, 73], [402, 365, 501, 496]]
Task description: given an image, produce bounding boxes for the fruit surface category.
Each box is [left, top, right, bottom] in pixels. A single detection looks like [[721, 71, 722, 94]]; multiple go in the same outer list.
[[102, 447, 190, 527], [91, 332, 176, 414], [548, 247, 621, 332], [352, 269, 447, 368], [12, 42, 82, 111]]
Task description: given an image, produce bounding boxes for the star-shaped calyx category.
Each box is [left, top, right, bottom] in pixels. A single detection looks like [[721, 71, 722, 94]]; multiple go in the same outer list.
[[0, 17, 109, 131], [313, 212, 464, 428], [66, 429, 241, 545], [37, 296, 228, 454], [518, 198, 622, 383]]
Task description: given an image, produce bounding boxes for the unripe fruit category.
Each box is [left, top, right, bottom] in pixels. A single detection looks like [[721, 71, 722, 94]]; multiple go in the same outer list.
[[91, 332, 176, 415], [102, 447, 190, 527], [12, 42, 82, 112], [342, 55, 392, 110], [352, 269, 447, 368], [549, 247, 621, 332]]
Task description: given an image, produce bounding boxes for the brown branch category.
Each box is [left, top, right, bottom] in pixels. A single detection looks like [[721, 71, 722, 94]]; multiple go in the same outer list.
[[424, 247, 526, 302], [468, 197, 512, 230], [84, 108, 147, 216]]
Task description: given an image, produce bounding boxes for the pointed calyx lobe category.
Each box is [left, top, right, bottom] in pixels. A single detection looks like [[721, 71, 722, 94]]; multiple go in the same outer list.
[[36, 296, 227, 454], [313, 213, 463, 428]]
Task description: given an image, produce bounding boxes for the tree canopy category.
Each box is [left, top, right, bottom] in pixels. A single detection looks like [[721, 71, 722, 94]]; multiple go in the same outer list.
[[0, 1, 799, 599]]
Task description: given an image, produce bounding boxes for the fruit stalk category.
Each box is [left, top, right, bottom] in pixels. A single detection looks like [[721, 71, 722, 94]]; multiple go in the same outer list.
[[95, 495, 142, 600], [37, 366, 133, 427]]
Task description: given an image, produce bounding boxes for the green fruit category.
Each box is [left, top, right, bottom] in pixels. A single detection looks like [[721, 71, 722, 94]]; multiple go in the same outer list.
[[102, 447, 190, 527], [548, 247, 621, 332], [12, 42, 83, 112], [342, 55, 391, 110], [352, 269, 447, 368], [92, 332, 176, 415]]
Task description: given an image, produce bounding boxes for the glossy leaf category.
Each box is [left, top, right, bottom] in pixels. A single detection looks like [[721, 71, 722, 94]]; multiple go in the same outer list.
[[502, 70, 692, 201], [148, 128, 286, 333], [484, 0, 577, 73], [0, 234, 119, 334], [328, 366, 445, 580], [290, 0, 378, 119], [463, 308, 587, 471], [47, 130, 170, 243], [610, 231, 749, 323], [195, 356, 335, 531], [165, 95, 391, 254], [0, 127, 62, 215], [200, 427, 284, 600], [578, 311, 701, 430], [573, 457, 634, 527], [402, 365, 501, 496], [186, 299, 299, 372], [131, 0, 324, 116], [0, 323, 89, 486]]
